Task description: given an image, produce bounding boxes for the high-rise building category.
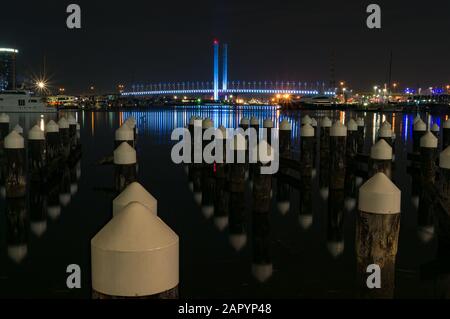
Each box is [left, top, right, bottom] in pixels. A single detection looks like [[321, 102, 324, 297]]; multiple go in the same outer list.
[[0, 48, 18, 91]]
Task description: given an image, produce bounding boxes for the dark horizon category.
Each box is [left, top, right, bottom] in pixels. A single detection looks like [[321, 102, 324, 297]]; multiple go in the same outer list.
[[1, 0, 449, 94]]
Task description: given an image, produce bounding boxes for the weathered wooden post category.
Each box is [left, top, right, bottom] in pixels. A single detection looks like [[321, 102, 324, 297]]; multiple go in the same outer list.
[[369, 139, 393, 179], [420, 131, 438, 184], [413, 118, 427, 154], [300, 124, 315, 179], [346, 119, 358, 159], [115, 124, 135, 148], [58, 117, 70, 158], [320, 116, 332, 154], [357, 117, 365, 154], [201, 118, 215, 219], [279, 119, 291, 158], [263, 118, 274, 146], [28, 125, 46, 182], [214, 126, 230, 231], [439, 146, 450, 209], [0, 113, 9, 146], [45, 120, 60, 162], [443, 119, 450, 150], [229, 133, 247, 193], [251, 211, 272, 283], [356, 172, 401, 299], [91, 202, 179, 299], [252, 141, 272, 215], [67, 114, 77, 150], [4, 131, 26, 198], [113, 182, 157, 217], [113, 142, 137, 193], [329, 121, 347, 190]]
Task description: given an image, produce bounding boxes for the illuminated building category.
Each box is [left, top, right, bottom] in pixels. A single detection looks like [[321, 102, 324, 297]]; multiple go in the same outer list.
[[0, 48, 18, 90]]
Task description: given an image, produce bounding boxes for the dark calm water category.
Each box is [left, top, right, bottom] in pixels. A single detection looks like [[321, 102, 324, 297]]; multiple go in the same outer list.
[[1, 106, 449, 299]]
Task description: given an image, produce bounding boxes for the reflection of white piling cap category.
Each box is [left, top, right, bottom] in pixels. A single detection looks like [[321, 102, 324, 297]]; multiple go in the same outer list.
[[4, 130, 24, 149], [13, 124, 23, 134], [0, 113, 10, 123], [420, 131, 438, 148], [279, 119, 291, 131], [201, 205, 214, 219], [298, 215, 313, 229], [240, 117, 250, 126], [91, 202, 179, 297], [347, 119, 357, 131], [301, 115, 312, 125], [28, 125, 45, 140], [193, 192, 202, 205], [263, 118, 274, 128], [250, 117, 259, 126], [330, 121, 347, 137], [370, 139, 392, 160], [113, 142, 137, 165], [252, 264, 273, 283], [357, 117, 365, 127], [321, 116, 332, 128], [45, 120, 59, 133], [113, 182, 157, 216], [31, 221, 47, 237], [115, 125, 134, 141], [311, 118, 318, 127], [431, 123, 440, 132], [202, 118, 213, 129], [277, 201, 290, 215], [301, 124, 314, 137], [214, 216, 229, 231], [439, 146, 450, 169], [444, 119, 450, 129], [345, 197, 357, 211], [59, 193, 71, 206], [67, 114, 77, 126], [358, 172, 401, 214], [58, 117, 69, 129], [320, 187, 329, 200], [414, 119, 426, 131], [229, 234, 247, 251], [327, 241, 344, 258], [379, 126, 392, 138], [417, 226, 435, 243], [8, 245, 28, 264]]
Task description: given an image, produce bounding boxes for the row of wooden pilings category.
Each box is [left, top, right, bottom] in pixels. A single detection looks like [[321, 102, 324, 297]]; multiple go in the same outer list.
[[90, 116, 179, 299], [0, 112, 82, 263]]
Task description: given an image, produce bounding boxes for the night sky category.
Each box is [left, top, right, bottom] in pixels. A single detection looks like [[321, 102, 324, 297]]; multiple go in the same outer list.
[[1, 0, 449, 94]]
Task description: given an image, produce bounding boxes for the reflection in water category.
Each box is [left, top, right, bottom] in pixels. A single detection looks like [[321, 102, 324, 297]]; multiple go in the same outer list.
[[5, 197, 28, 264]]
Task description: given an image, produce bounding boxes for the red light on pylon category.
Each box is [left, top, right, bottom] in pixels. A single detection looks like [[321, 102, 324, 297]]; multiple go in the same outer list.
[[213, 39, 219, 45]]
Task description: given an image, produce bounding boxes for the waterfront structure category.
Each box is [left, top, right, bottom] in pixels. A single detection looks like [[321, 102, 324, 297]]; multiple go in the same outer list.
[[0, 48, 18, 91]]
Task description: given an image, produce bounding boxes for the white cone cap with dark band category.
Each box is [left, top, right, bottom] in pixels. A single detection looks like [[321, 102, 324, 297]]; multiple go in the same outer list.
[[370, 139, 392, 160], [0, 113, 10, 123], [279, 119, 291, 131], [301, 115, 312, 125], [301, 124, 314, 137], [28, 125, 45, 140], [321, 116, 332, 128], [4, 130, 24, 149], [58, 117, 69, 129], [113, 182, 157, 216], [440, 146, 450, 169], [45, 120, 59, 133], [420, 131, 438, 148], [263, 118, 273, 128], [414, 119, 426, 132], [114, 142, 136, 165], [347, 119, 357, 131], [115, 125, 134, 141], [330, 121, 347, 137], [91, 202, 179, 297], [358, 172, 401, 214]]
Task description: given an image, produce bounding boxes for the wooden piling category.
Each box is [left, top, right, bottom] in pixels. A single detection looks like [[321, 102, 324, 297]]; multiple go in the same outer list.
[[4, 131, 26, 198], [329, 121, 347, 190], [113, 142, 137, 193], [420, 131, 438, 184]]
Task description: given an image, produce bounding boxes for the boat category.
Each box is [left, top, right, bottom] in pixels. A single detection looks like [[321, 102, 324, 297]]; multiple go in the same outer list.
[[0, 90, 56, 113]]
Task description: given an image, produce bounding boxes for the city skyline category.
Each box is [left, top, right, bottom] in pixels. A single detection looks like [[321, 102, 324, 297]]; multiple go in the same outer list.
[[1, 0, 449, 94]]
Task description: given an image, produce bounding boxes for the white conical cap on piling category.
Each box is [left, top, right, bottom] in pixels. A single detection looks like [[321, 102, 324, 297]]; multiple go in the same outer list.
[[330, 121, 347, 137], [301, 124, 314, 137], [321, 116, 332, 128], [28, 125, 45, 140], [358, 172, 401, 214], [202, 118, 213, 129], [431, 123, 440, 132], [13, 124, 23, 134], [420, 131, 438, 148], [113, 182, 157, 216], [279, 119, 291, 131], [67, 114, 77, 126], [115, 125, 134, 141], [370, 139, 392, 160], [381, 121, 392, 130], [413, 114, 422, 124], [45, 120, 59, 133], [4, 130, 24, 149], [58, 117, 69, 129], [240, 117, 250, 126], [357, 117, 365, 127], [444, 119, 450, 129], [250, 117, 259, 126], [263, 118, 273, 128], [439, 146, 450, 169], [414, 119, 426, 131], [252, 263, 273, 283], [91, 202, 179, 297], [379, 126, 392, 138], [347, 119, 357, 131], [0, 113, 10, 123], [301, 115, 312, 125], [113, 142, 136, 165], [311, 117, 317, 127]]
